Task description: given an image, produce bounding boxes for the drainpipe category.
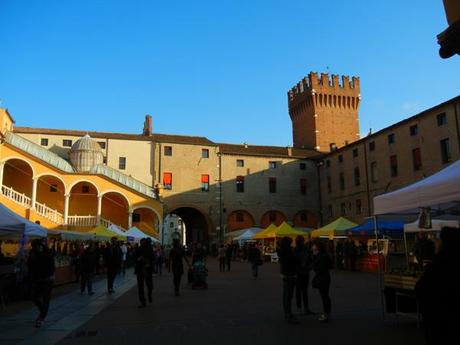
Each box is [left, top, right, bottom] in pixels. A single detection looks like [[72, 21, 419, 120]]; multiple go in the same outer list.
[[218, 151, 223, 244], [316, 160, 323, 227], [363, 142, 372, 217]]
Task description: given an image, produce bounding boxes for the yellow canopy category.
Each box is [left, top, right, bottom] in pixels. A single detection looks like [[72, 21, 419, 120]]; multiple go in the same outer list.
[[252, 224, 278, 240], [88, 225, 126, 241], [276, 222, 308, 237], [311, 217, 358, 239]]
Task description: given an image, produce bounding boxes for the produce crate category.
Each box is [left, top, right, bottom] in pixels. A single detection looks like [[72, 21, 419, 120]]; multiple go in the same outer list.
[[384, 274, 418, 291]]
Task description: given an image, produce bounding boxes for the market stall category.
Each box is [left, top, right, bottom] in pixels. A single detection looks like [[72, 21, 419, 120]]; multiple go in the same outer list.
[[125, 226, 160, 243], [311, 217, 357, 238], [373, 159, 460, 322]]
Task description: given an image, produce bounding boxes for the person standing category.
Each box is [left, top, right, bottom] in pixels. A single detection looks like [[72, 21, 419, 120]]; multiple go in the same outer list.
[[277, 237, 299, 324], [247, 243, 261, 279], [412, 232, 436, 270], [134, 238, 154, 308], [218, 244, 226, 272], [225, 244, 233, 272], [103, 237, 122, 294], [343, 237, 357, 271], [120, 242, 128, 276], [28, 239, 55, 328], [311, 241, 332, 322], [80, 243, 97, 296], [294, 236, 313, 315], [169, 239, 189, 296]]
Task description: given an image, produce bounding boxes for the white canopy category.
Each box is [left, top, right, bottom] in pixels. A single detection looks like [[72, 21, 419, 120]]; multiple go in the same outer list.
[[125, 226, 159, 243], [108, 224, 128, 236], [0, 203, 47, 239], [374, 159, 460, 215], [404, 219, 459, 233], [234, 227, 263, 242]]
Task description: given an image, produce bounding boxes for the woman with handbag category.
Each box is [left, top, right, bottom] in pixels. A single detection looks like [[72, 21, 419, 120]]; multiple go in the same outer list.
[[312, 241, 332, 322]]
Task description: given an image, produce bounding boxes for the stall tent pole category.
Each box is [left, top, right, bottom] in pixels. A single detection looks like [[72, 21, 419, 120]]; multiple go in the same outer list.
[[374, 215, 385, 320], [404, 230, 409, 267]]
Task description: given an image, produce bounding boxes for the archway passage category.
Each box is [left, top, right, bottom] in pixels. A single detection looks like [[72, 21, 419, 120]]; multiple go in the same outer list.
[[132, 207, 160, 237], [293, 210, 317, 228], [2, 159, 33, 197], [260, 210, 286, 228], [69, 181, 98, 216], [226, 210, 255, 232], [169, 207, 210, 246], [102, 192, 130, 230], [36, 175, 65, 214]]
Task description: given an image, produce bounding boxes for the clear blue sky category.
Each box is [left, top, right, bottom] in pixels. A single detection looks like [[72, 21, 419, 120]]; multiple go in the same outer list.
[[1, 0, 459, 146]]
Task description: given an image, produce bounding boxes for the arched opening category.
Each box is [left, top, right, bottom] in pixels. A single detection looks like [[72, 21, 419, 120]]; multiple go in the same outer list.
[[132, 207, 160, 237], [69, 181, 98, 216], [1, 158, 34, 199], [101, 192, 130, 230], [169, 207, 211, 246], [260, 210, 286, 228], [36, 175, 65, 214], [293, 210, 317, 228], [226, 210, 255, 232]]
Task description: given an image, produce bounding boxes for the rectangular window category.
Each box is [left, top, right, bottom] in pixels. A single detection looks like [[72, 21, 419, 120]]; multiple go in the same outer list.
[[119, 157, 126, 170], [98, 141, 106, 149], [236, 212, 244, 222], [269, 177, 277, 193], [201, 174, 210, 192], [236, 175, 245, 193], [437, 112, 447, 126], [132, 213, 141, 222], [40, 138, 48, 146], [164, 146, 172, 156], [412, 148, 422, 171], [371, 161, 378, 183], [269, 161, 277, 169], [356, 199, 362, 215], [369, 141, 375, 151], [338, 154, 343, 163], [341, 202, 346, 216], [390, 155, 398, 177], [236, 159, 244, 167], [440, 138, 451, 163], [339, 172, 345, 190], [410, 124, 418, 136], [326, 160, 330, 168], [82, 185, 90, 193], [202, 149, 209, 158], [327, 176, 332, 194], [50, 184, 57, 192], [327, 205, 333, 218], [388, 133, 395, 144], [299, 162, 306, 170], [300, 178, 307, 195], [63, 139, 72, 147], [352, 148, 358, 158], [163, 172, 173, 190], [354, 167, 360, 186]]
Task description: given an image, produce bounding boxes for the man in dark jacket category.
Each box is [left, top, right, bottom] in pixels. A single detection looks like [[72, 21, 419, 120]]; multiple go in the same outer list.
[[134, 238, 155, 307], [80, 243, 97, 295], [28, 238, 55, 328], [412, 232, 435, 270], [294, 236, 313, 314], [225, 244, 233, 272], [170, 239, 189, 296], [103, 237, 122, 294], [277, 236, 299, 323]]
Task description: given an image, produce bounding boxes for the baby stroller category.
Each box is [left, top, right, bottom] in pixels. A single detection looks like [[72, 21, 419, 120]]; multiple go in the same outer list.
[[191, 260, 208, 289]]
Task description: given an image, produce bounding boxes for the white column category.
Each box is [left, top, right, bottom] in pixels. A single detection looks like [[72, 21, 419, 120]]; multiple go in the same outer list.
[[97, 194, 103, 224], [128, 210, 133, 229], [31, 177, 38, 209], [64, 194, 70, 224], [0, 161, 5, 191]]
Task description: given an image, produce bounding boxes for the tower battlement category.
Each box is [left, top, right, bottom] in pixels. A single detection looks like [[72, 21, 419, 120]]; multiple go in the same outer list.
[[287, 71, 361, 151]]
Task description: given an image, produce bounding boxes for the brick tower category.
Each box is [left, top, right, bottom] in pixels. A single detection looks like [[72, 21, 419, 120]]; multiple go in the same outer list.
[[288, 72, 361, 151]]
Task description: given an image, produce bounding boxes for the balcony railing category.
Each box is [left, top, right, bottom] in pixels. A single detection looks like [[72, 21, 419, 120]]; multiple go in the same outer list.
[[35, 201, 64, 224], [1, 185, 31, 208], [67, 215, 98, 227]]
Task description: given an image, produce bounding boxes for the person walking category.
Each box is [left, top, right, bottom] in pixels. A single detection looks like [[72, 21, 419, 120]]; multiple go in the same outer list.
[[343, 237, 357, 271], [294, 236, 313, 315], [28, 239, 55, 328], [134, 238, 154, 308], [103, 237, 122, 294], [277, 237, 299, 324], [120, 242, 128, 276], [80, 243, 97, 296], [169, 239, 189, 296], [415, 227, 460, 345], [218, 244, 226, 272], [247, 242, 262, 279], [311, 241, 332, 322], [225, 244, 233, 272]]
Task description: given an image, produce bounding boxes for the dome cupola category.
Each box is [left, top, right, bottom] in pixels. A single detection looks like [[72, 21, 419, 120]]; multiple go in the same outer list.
[[69, 134, 104, 172]]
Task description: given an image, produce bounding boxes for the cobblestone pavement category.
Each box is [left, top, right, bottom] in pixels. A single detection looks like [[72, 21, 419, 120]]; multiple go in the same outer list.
[[52, 259, 424, 345]]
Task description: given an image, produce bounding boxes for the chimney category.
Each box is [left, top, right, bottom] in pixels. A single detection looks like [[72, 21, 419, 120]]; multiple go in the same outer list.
[[143, 115, 152, 136]]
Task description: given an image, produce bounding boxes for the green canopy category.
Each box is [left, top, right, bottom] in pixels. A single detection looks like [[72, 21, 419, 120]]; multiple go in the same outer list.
[[311, 217, 358, 239]]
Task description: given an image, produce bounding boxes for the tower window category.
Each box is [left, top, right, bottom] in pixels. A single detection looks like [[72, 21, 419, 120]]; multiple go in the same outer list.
[[338, 155, 343, 163], [410, 125, 418, 136], [440, 138, 451, 163], [63, 139, 72, 147], [164, 146, 172, 156], [352, 148, 358, 158], [119, 157, 126, 170], [388, 133, 395, 144], [437, 113, 447, 126], [41, 138, 48, 146], [202, 149, 209, 158], [163, 172, 173, 190], [236, 159, 244, 167], [369, 141, 375, 151], [201, 174, 210, 192]]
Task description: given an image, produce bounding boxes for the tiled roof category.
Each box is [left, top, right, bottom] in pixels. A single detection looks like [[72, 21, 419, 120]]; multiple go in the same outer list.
[[217, 143, 319, 159], [5, 132, 75, 172], [13, 127, 216, 146]]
